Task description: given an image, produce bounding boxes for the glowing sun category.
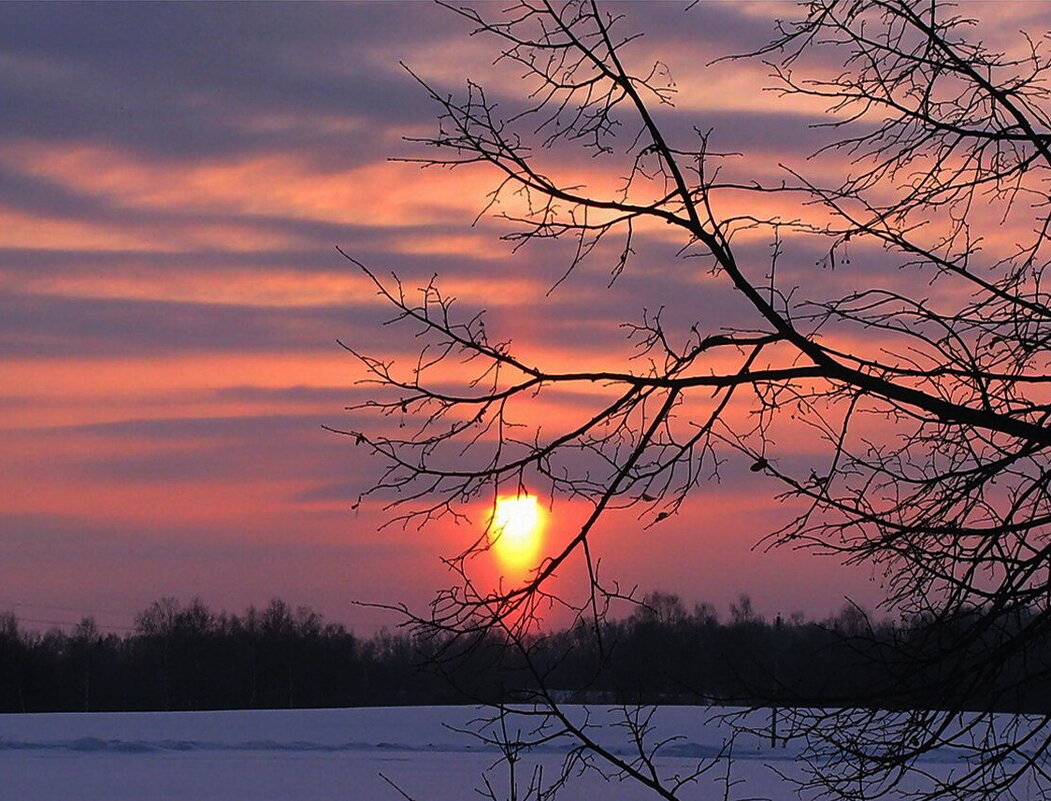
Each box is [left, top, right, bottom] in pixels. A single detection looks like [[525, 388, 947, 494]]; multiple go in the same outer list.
[[489, 494, 545, 569]]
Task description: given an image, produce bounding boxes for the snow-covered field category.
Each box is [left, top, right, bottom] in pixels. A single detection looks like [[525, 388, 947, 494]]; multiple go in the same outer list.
[[0, 705, 955, 800]]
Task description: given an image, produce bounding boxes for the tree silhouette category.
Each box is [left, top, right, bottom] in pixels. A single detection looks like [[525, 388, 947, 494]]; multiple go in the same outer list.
[[341, 2, 1051, 798]]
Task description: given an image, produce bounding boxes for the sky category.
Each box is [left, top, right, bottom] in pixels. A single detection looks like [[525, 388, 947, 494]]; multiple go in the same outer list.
[[4, 1, 1045, 635]]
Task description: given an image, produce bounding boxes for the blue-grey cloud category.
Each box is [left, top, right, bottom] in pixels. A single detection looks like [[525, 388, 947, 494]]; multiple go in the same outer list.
[[17, 412, 369, 496], [209, 385, 358, 404], [0, 292, 388, 357], [0, 3, 459, 164], [0, 158, 468, 250], [0, 239, 488, 277]]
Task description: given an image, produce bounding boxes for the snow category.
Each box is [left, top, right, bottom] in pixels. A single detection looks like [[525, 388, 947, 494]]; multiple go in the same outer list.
[[0, 705, 959, 800]]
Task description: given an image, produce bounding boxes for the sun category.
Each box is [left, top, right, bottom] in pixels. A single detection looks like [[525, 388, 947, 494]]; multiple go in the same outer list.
[[489, 494, 545, 569]]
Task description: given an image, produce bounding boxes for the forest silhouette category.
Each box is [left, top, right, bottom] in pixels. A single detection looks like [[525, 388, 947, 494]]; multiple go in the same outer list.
[[2, 593, 1048, 714]]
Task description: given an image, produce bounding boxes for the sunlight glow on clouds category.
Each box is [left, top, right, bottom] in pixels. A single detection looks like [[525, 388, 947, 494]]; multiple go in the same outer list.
[[10, 0, 1039, 631]]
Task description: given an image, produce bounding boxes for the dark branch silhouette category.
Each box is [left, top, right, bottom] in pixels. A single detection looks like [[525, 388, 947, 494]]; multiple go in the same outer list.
[[342, 2, 1051, 798]]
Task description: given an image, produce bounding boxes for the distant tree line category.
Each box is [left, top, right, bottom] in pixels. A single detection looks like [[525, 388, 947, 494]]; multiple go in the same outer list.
[[0, 593, 1047, 713]]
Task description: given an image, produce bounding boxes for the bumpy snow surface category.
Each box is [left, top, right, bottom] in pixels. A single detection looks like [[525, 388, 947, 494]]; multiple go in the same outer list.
[[0, 705, 954, 800]]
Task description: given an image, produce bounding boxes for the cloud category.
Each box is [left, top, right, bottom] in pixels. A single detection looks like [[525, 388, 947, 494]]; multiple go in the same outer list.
[[7, 0, 1013, 628], [209, 384, 358, 404], [0, 291, 388, 357], [0, 3, 458, 165]]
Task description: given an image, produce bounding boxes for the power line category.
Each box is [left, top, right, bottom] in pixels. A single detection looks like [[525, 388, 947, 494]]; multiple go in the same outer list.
[[0, 599, 138, 632], [0, 599, 134, 617], [12, 616, 137, 633]]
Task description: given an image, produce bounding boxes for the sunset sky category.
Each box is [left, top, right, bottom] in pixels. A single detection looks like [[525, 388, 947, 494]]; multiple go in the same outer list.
[[5, 2, 1046, 634]]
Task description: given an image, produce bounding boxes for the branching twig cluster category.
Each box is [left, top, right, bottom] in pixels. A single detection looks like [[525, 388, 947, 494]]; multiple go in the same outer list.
[[343, 2, 1051, 799]]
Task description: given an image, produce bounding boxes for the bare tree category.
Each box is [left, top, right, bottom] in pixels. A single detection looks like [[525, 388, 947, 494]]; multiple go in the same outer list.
[[338, 1, 1051, 799]]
